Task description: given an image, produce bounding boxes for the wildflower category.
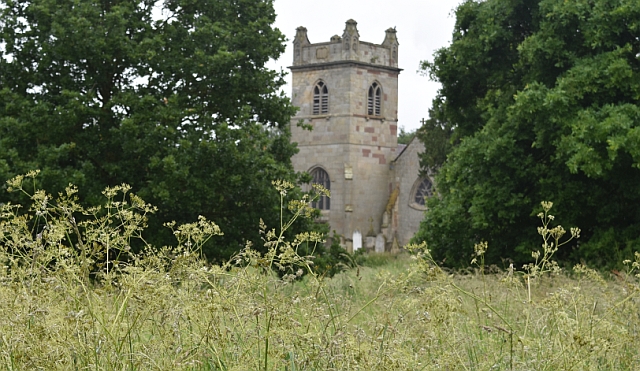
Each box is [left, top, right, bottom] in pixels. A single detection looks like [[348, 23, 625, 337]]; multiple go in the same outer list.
[[272, 180, 294, 196], [570, 227, 581, 239], [474, 241, 488, 256]]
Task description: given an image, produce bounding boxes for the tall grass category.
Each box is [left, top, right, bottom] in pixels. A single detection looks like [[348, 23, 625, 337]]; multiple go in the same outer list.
[[1, 173, 639, 370]]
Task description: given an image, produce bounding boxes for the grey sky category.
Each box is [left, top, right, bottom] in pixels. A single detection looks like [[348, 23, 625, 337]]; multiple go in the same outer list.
[[266, 0, 464, 132]]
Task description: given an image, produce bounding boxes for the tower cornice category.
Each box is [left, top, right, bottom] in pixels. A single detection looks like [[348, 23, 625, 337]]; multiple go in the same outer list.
[[289, 60, 402, 74]]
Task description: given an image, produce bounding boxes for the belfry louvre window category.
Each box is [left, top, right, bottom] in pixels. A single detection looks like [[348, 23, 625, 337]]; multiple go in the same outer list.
[[313, 81, 329, 115], [310, 167, 330, 210], [367, 82, 382, 116]]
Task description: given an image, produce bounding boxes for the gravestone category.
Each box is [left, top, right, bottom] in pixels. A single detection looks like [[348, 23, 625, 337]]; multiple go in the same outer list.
[[375, 233, 385, 253], [365, 236, 375, 251], [352, 230, 362, 252]]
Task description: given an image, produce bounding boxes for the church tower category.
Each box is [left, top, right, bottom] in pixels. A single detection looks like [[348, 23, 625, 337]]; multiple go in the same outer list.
[[289, 20, 401, 251]]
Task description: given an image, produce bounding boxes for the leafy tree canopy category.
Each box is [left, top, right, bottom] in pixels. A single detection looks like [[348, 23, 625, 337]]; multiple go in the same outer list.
[[415, 0, 640, 268], [397, 126, 416, 145], [0, 0, 310, 260]]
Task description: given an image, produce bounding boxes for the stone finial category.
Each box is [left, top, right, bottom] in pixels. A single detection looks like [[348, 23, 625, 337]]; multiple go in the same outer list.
[[293, 26, 310, 65], [294, 26, 310, 45], [382, 27, 399, 67], [330, 34, 342, 43], [342, 19, 360, 59], [382, 27, 399, 46], [343, 19, 360, 37]]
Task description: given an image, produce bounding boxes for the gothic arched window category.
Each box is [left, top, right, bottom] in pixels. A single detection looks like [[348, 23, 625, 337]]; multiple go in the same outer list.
[[410, 177, 433, 210], [367, 82, 382, 116], [313, 81, 329, 115], [310, 167, 330, 210]]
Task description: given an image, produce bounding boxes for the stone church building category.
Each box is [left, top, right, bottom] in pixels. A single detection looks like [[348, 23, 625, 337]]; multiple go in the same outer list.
[[289, 19, 432, 253]]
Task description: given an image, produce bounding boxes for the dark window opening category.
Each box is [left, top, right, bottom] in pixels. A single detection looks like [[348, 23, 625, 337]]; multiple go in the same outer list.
[[413, 178, 433, 206], [310, 167, 330, 210], [313, 81, 329, 115], [367, 82, 381, 116]]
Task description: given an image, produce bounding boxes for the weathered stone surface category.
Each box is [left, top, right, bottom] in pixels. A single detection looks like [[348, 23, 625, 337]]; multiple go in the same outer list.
[[375, 233, 385, 253], [289, 19, 425, 250], [365, 236, 375, 251], [390, 138, 430, 246], [292, 20, 398, 68]]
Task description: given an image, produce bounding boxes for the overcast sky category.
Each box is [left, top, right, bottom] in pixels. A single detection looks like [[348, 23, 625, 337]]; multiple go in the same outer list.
[[266, 0, 464, 132]]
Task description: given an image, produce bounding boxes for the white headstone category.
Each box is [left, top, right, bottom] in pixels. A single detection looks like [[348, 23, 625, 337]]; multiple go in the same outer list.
[[375, 233, 385, 253], [352, 230, 362, 252]]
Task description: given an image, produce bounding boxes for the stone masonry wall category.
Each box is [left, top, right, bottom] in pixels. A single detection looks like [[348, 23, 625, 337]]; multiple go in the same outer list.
[[392, 138, 427, 246], [290, 64, 400, 246], [289, 20, 401, 250], [293, 19, 399, 69], [297, 41, 393, 67]]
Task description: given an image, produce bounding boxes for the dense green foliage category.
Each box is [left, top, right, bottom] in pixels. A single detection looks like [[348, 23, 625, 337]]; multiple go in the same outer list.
[[397, 126, 416, 145], [416, 0, 640, 267], [1, 180, 639, 369], [0, 0, 309, 260]]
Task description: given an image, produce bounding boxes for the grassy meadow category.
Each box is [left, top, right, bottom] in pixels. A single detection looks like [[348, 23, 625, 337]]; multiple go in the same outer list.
[[2, 249, 639, 370], [1, 175, 639, 370]]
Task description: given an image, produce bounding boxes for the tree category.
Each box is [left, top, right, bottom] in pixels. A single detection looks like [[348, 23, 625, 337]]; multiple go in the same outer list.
[[397, 126, 416, 145], [0, 0, 308, 260], [415, 0, 640, 267], [415, 112, 453, 171]]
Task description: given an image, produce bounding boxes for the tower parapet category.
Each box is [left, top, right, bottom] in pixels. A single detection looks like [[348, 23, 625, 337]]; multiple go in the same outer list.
[[291, 19, 399, 68]]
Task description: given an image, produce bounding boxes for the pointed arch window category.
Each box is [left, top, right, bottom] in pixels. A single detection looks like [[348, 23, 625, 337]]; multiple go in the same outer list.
[[310, 167, 330, 210], [367, 82, 382, 116], [410, 177, 433, 210], [313, 81, 329, 115]]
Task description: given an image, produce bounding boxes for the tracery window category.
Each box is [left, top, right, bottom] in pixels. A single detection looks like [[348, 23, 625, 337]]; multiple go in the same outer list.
[[313, 81, 329, 115], [411, 177, 433, 209], [310, 167, 330, 210], [367, 82, 382, 116]]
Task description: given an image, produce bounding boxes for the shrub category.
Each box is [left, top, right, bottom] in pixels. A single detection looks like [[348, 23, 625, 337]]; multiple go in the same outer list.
[[1, 175, 639, 370]]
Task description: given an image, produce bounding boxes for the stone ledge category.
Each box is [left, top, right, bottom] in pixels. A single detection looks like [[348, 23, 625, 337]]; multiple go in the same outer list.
[[289, 60, 402, 74]]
